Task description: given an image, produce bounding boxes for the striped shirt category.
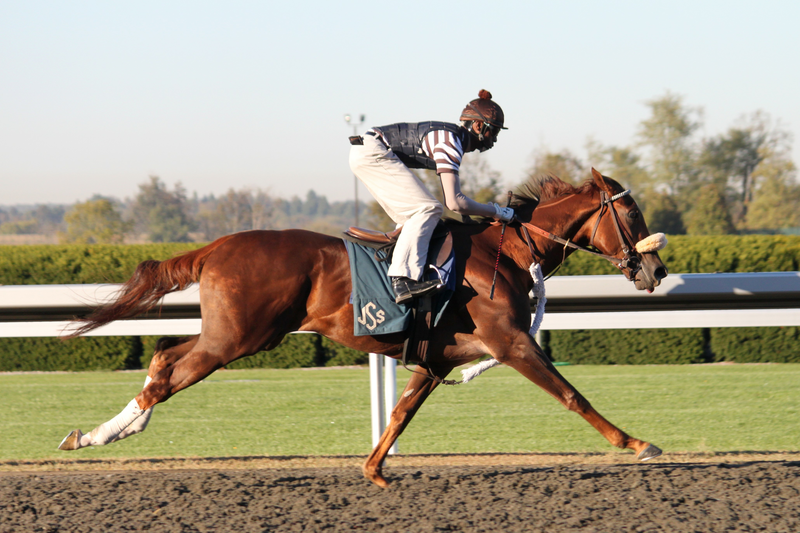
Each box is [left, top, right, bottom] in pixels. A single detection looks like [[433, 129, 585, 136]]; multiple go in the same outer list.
[[420, 129, 464, 175]]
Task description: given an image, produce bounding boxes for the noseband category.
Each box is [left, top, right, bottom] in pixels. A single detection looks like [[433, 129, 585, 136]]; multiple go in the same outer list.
[[517, 189, 643, 281]]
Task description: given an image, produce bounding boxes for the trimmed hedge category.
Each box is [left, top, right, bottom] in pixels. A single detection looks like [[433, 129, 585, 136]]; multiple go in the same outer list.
[[319, 337, 370, 367], [708, 327, 800, 363], [0, 336, 141, 372], [138, 334, 368, 372], [0, 333, 368, 372], [3, 236, 799, 285], [2, 236, 799, 370], [547, 328, 707, 365], [547, 327, 800, 365], [0, 243, 204, 285], [557, 235, 800, 275]]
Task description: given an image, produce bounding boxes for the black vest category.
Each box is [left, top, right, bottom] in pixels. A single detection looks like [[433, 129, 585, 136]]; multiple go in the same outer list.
[[373, 122, 469, 170]]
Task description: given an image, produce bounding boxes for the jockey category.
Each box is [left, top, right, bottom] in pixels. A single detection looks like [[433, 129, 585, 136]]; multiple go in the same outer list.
[[349, 89, 514, 305]]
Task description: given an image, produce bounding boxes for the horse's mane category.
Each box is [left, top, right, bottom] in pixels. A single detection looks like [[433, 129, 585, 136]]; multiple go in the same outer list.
[[511, 173, 594, 207]]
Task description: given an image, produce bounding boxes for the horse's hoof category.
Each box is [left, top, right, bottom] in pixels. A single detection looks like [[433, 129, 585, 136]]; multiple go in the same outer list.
[[362, 465, 390, 488], [369, 474, 390, 489], [58, 429, 83, 451], [637, 443, 662, 461]]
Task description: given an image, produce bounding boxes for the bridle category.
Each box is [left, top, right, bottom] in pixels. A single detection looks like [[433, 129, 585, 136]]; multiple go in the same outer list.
[[516, 189, 643, 281]]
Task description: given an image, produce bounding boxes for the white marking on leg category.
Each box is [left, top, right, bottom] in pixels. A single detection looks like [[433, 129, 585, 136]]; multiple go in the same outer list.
[[80, 398, 145, 447], [110, 407, 153, 442], [60, 376, 153, 450], [111, 376, 154, 442]]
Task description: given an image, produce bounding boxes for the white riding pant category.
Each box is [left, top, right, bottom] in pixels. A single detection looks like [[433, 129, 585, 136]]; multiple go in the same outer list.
[[349, 134, 443, 280]]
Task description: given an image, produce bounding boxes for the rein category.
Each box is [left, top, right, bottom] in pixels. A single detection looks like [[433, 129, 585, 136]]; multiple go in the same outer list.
[[520, 223, 622, 267], [489, 191, 514, 300]]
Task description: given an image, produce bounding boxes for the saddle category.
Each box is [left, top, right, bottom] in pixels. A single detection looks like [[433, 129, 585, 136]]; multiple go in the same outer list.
[[343, 221, 453, 266], [343, 222, 454, 368], [343, 225, 402, 245]]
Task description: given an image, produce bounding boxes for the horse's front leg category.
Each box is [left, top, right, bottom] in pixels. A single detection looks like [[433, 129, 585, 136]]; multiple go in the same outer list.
[[493, 329, 661, 461], [363, 363, 451, 488]]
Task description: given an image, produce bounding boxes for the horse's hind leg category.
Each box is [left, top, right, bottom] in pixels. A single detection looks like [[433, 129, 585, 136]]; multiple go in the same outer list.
[[110, 336, 200, 442], [495, 331, 661, 461], [146, 336, 201, 377], [363, 364, 451, 488], [58, 335, 200, 450]]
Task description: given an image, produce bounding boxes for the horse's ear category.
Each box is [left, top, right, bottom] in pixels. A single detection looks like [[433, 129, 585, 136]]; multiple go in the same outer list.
[[591, 168, 612, 192]]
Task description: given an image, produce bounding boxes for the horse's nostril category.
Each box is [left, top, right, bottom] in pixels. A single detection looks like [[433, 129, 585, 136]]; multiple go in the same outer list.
[[654, 267, 668, 280]]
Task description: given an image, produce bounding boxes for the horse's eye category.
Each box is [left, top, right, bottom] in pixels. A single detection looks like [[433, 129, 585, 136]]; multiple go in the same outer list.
[[628, 210, 640, 220]]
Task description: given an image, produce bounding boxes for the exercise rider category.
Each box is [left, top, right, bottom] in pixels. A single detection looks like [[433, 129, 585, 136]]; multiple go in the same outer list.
[[349, 89, 514, 305]]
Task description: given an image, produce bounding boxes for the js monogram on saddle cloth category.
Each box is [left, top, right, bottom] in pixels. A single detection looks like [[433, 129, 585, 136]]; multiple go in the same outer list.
[[343, 232, 455, 337]]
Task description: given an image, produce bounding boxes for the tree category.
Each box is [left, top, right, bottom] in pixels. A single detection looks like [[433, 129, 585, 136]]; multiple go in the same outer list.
[[699, 111, 792, 224], [636, 92, 702, 196], [302, 190, 330, 217], [643, 192, 685, 235], [131, 176, 195, 243], [289, 196, 303, 216], [217, 189, 254, 234], [459, 153, 505, 203], [586, 139, 652, 194], [364, 200, 395, 232], [32, 205, 67, 234], [244, 188, 274, 231], [0, 204, 66, 235], [60, 198, 129, 244], [196, 187, 276, 240], [683, 183, 736, 235], [526, 147, 585, 184], [0, 220, 38, 235], [744, 157, 800, 231]]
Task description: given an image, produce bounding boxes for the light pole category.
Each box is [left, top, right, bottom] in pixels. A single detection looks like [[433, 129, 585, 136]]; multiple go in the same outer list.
[[344, 113, 365, 226]]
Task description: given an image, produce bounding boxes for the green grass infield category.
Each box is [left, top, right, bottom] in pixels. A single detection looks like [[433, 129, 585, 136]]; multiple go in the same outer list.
[[2, 364, 798, 461]]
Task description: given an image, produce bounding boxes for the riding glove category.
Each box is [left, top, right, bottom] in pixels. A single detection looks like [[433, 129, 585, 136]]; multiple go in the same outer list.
[[492, 203, 515, 223]]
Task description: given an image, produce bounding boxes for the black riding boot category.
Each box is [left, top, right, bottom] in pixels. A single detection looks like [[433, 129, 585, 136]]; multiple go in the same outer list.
[[391, 276, 445, 305]]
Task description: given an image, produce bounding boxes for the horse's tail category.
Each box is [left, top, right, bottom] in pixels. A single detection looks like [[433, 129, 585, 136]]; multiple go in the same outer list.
[[66, 235, 237, 338]]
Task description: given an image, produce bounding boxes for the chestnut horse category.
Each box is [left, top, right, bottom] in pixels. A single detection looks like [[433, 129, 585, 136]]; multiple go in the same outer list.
[[59, 169, 668, 487]]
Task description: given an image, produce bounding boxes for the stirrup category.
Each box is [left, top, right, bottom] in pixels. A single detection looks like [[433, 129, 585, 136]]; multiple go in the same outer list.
[[392, 277, 444, 305]]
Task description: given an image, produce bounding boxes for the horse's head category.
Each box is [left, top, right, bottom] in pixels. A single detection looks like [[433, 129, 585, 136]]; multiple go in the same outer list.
[[510, 169, 668, 293], [586, 168, 668, 292]]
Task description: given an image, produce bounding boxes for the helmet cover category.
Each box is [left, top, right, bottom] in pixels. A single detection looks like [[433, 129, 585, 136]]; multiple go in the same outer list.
[[459, 89, 506, 131]]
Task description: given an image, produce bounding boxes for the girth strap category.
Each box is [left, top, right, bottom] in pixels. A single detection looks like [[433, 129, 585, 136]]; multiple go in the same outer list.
[[400, 297, 460, 386], [402, 296, 433, 368]]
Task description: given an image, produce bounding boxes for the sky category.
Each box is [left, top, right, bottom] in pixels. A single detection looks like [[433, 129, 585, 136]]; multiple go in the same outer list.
[[1, 1, 798, 206]]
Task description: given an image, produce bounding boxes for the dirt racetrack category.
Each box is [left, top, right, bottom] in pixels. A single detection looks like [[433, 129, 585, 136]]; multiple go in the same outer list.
[[2, 455, 799, 532]]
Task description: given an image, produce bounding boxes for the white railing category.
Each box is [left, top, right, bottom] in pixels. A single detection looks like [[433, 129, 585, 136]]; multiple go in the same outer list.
[[2, 272, 799, 337]]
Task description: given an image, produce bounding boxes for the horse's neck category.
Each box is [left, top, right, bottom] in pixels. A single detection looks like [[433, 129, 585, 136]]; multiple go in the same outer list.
[[513, 194, 599, 272], [534, 195, 597, 240]]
